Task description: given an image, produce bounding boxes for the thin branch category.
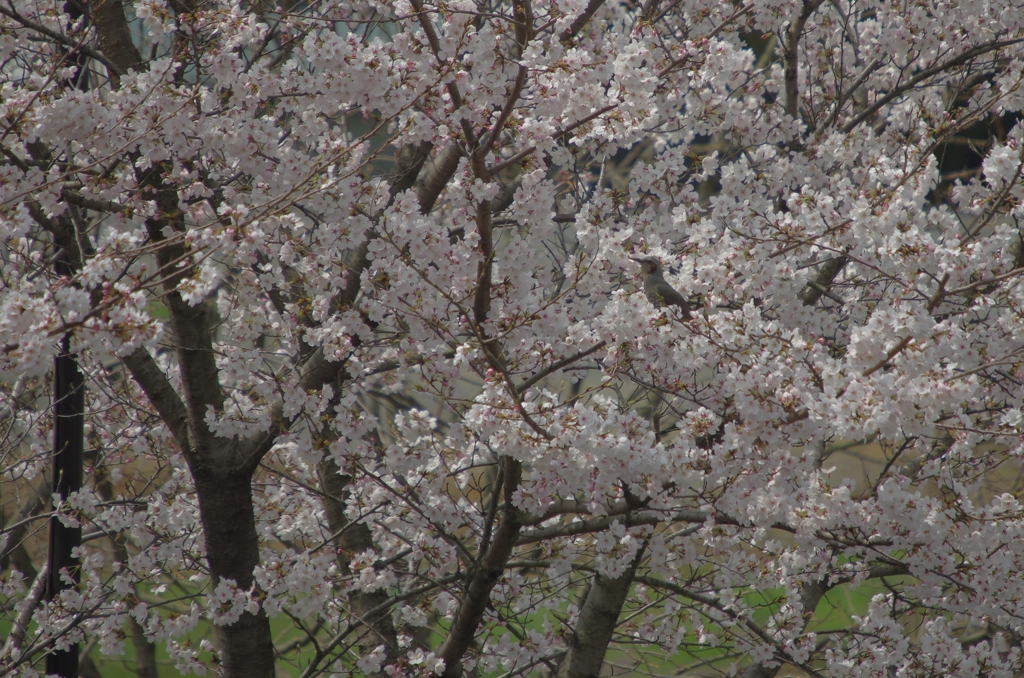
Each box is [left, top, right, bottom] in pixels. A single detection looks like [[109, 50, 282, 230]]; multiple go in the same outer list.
[[516, 341, 607, 394], [0, 5, 120, 75], [783, 0, 823, 120], [841, 38, 1024, 134], [1, 561, 48, 661]]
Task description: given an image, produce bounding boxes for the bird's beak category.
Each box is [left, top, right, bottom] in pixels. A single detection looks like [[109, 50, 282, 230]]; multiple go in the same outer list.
[[629, 256, 642, 262]]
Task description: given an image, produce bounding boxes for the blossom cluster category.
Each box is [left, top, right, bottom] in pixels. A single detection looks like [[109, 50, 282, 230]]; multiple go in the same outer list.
[[2, 0, 1024, 675]]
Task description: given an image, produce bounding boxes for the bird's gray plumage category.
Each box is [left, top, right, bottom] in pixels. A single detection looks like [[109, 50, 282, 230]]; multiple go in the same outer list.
[[630, 256, 693, 317]]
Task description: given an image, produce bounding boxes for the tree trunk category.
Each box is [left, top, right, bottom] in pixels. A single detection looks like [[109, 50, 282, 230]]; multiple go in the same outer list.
[[556, 546, 646, 678], [319, 456, 397, 676], [193, 471, 274, 678]]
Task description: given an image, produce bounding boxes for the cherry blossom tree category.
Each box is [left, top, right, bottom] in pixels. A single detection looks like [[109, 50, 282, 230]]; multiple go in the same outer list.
[[2, 0, 1024, 675]]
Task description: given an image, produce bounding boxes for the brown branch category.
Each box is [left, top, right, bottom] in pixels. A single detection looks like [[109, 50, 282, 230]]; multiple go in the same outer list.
[[298, 575, 462, 678], [520, 499, 627, 527], [558, 0, 605, 44], [516, 509, 708, 545], [638, 0, 663, 23], [654, 3, 753, 79], [234, 347, 344, 474], [61, 188, 126, 214], [634, 574, 824, 678], [474, 464, 504, 569], [814, 56, 883, 136], [437, 457, 523, 677], [800, 256, 847, 306], [86, 449, 159, 678], [0, 5, 120, 76], [738, 561, 911, 678], [391, 141, 433, 197], [416, 143, 465, 214], [962, 146, 1024, 243], [841, 38, 1024, 134], [139, 208, 226, 466], [516, 341, 607, 394], [236, 140, 433, 473], [319, 451, 399, 677], [0, 478, 48, 581], [478, 61, 527, 160], [783, 0, 823, 120], [91, 0, 144, 84], [408, 0, 475, 145], [486, 105, 617, 178], [121, 346, 193, 460], [0, 561, 48, 662]]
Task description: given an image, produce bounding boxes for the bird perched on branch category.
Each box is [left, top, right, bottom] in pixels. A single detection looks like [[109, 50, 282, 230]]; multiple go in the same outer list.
[[630, 255, 693, 317]]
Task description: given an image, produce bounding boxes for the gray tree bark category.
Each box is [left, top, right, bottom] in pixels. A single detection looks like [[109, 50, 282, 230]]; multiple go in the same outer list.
[[556, 546, 646, 678], [319, 457, 399, 677]]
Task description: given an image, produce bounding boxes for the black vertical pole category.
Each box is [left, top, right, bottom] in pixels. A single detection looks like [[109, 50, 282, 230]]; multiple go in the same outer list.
[[47, 2, 88, 674], [46, 264, 84, 677]]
